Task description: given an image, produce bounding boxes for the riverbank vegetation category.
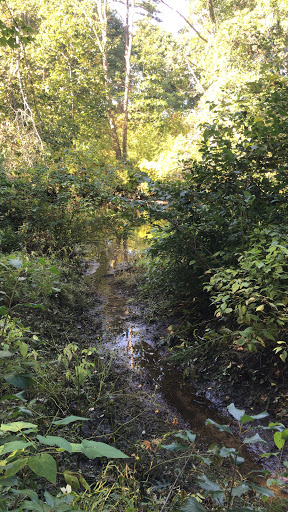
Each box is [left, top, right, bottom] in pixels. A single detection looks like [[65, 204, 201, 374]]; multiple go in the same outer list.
[[0, 0, 288, 509]]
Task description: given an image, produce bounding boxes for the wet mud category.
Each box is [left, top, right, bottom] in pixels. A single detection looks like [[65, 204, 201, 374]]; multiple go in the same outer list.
[[79, 231, 279, 477]]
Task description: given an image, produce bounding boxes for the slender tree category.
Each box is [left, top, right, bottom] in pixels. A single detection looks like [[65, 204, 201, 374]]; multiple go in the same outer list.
[[122, 0, 135, 160]]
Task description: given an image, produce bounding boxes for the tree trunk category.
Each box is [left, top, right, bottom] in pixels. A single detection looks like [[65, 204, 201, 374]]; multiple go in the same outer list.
[[122, 0, 135, 160], [78, 0, 122, 159], [208, 0, 216, 26]]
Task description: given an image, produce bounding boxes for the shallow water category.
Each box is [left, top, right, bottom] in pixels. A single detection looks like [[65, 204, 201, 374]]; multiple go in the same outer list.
[[80, 230, 274, 474]]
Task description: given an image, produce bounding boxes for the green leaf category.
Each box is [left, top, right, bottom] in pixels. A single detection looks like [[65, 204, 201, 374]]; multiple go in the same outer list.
[[52, 415, 89, 426], [161, 442, 187, 450], [4, 373, 34, 389], [19, 342, 28, 358], [28, 453, 57, 485], [70, 443, 82, 452], [5, 457, 29, 477], [37, 435, 72, 452], [49, 266, 60, 275], [240, 412, 269, 424], [64, 471, 80, 489], [181, 497, 207, 512], [205, 418, 232, 434], [198, 475, 224, 504], [227, 403, 245, 421], [81, 440, 128, 459], [0, 305, 8, 316], [231, 483, 250, 497], [280, 428, 288, 440], [219, 446, 237, 458], [0, 476, 18, 487], [79, 475, 91, 491], [23, 303, 45, 311], [0, 350, 13, 358], [0, 421, 37, 432], [274, 431, 285, 450], [7, 257, 23, 269], [2, 441, 33, 454], [12, 489, 38, 501], [198, 475, 221, 492], [185, 430, 196, 442], [249, 483, 274, 497], [243, 434, 266, 445]]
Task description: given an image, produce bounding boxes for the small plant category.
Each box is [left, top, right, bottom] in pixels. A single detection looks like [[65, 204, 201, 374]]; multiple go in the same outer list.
[[58, 343, 97, 403], [161, 403, 288, 512], [0, 418, 128, 511]]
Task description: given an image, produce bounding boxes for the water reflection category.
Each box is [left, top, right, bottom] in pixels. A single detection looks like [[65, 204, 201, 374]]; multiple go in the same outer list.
[[82, 231, 262, 471], [125, 325, 134, 369]]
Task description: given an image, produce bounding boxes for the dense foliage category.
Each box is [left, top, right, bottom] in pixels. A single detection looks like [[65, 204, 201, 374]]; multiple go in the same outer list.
[[143, 74, 288, 370], [0, 0, 288, 509]]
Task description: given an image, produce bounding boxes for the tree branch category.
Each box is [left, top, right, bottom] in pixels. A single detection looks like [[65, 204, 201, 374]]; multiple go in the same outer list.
[[159, 0, 208, 42]]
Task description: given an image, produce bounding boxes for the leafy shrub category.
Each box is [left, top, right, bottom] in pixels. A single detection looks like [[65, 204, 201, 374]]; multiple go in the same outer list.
[[205, 228, 288, 355]]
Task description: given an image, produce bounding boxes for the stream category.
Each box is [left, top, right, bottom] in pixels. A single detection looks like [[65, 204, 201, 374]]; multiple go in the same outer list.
[[79, 228, 272, 473]]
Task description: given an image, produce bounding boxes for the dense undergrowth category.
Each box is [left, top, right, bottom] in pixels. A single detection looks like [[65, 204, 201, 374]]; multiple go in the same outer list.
[[138, 76, 288, 396], [0, 74, 288, 510]]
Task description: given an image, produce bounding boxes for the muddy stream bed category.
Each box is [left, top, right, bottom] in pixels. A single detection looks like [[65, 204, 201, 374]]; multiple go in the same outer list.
[[79, 230, 277, 477]]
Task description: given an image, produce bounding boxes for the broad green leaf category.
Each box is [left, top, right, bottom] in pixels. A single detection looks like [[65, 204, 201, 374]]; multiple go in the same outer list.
[[52, 415, 89, 425], [37, 435, 72, 452], [247, 411, 269, 420], [81, 440, 128, 459], [0, 306, 8, 316], [19, 342, 28, 358], [198, 475, 224, 504], [7, 257, 23, 269], [64, 471, 80, 489], [198, 474, 221, 492], [219, 446, 237, 458], [274, 431, 285, 450], [161, 442, 187, 450], [4, 373, 34, 389], [13, 489, 38, 501], [205, 418, 232, 434], [249, 483, 274, 497], [70, 443, 82, 452], [280, 428, 288, 440], [185, 430, 196, 442], [181, 497, 207, 512], [79, 475, 91, 491], [243, 434, 266, 445], [0, 393, 26, 401], [0, 476, 18, 487], [49, 266, 60, 275], [175, 432, 189, 440], [240, 414, 257, 424], [227, 403, 245, 421], [2, 441, 33, 454], [5, 457, 28, 477], [231, 484, 250, 497], [28, 453, 57, 485], [17, 501, 48, 511], [0, 350, 13, 358], [1, 421, 37, 432]]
